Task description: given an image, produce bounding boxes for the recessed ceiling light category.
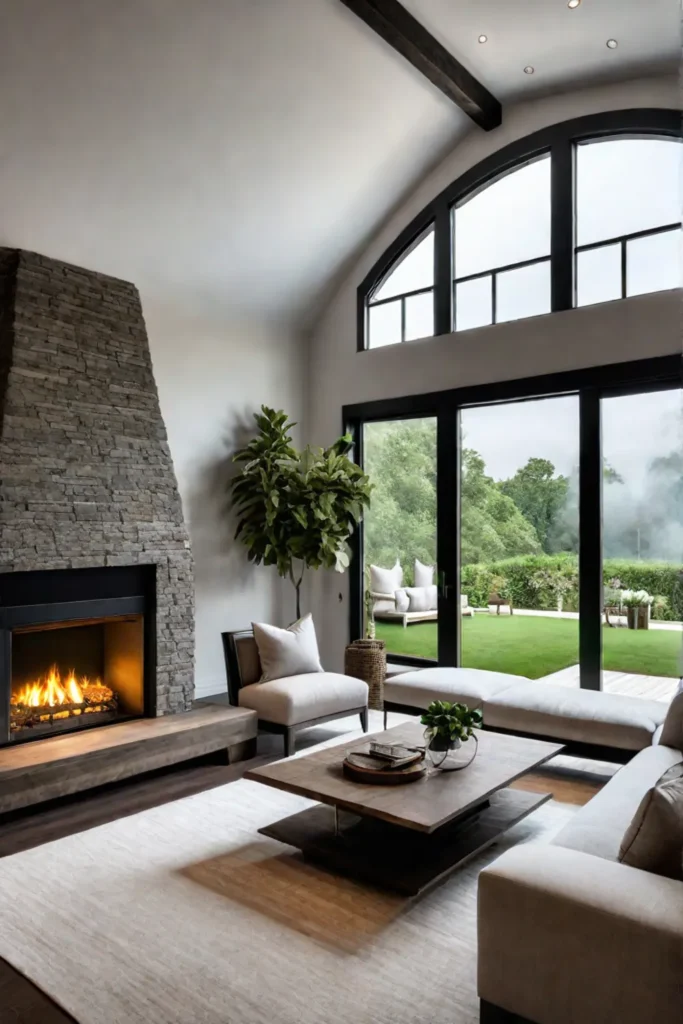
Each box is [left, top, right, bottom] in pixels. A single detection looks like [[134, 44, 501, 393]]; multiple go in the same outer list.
[[567, 0, 581, 8], [606, 38, 618, 49], [524, 66, 535, 75], [478, 34, 488, 44]]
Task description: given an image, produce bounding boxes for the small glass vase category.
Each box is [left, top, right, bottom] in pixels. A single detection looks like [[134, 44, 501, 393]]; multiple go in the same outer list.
[[423, 728, 462, 771]]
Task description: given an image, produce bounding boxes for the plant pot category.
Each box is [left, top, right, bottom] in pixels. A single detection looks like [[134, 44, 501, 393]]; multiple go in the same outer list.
[[423, 728, 462, 771], [627, 606, 650, 630]]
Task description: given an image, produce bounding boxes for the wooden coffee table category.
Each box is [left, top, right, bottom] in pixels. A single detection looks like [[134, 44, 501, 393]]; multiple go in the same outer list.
[[245, 721, 563, 896]]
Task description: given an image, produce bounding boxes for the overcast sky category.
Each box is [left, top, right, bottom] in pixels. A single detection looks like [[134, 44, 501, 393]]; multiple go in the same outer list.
[[462, 389, 683, 492]]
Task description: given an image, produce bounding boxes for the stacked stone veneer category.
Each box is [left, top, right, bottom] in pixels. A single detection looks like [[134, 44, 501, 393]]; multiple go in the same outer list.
[[0, 249, 194, 713]]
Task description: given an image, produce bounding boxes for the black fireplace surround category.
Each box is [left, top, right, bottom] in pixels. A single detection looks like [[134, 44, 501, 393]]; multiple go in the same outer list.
[[0, 566, 156, 746]]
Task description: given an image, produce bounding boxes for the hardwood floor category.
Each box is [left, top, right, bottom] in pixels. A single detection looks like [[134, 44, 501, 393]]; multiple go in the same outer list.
[[0, 713, 611, 1024]]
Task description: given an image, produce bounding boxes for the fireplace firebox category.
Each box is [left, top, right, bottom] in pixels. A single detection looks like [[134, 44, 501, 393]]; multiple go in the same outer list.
[[0, 566, 156, 746]]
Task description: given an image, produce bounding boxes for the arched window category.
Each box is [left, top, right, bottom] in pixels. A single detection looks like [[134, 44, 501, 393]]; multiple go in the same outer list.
[[367, 227, 434, 348], [575, 138, 681, 306], [359, 110, 681, 350]]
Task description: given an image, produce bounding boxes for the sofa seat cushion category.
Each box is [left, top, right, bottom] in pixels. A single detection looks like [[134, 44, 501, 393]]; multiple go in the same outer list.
[[486, 681, 667, 751], [384, 667, 522, 710], [552, 744, 683, 861], [238, 672, 368, 726]]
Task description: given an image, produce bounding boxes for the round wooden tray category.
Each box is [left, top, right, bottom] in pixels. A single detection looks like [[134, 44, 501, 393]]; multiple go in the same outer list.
[[342, 753, 427, 785]]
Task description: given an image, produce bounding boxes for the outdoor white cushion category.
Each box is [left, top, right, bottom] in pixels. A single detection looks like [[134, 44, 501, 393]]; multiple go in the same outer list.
[[405, 585, 438, 611], [238, 672, 368, 726], [414, 559, 435, 588], [370, 560, 402, 595], [486, 681, 667, 751], [394, 588, 409, 613], [251, 614, 322, 682], [384, 666, 522, 709], [552, 743, 683, 861], [619, 763, 683, 879]]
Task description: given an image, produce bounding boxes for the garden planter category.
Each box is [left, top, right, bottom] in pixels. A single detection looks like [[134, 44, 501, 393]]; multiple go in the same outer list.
[[627, 606, 650, 630]]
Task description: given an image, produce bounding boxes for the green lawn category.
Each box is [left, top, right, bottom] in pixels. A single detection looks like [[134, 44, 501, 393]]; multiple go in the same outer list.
[[376, 615, 682, 679]]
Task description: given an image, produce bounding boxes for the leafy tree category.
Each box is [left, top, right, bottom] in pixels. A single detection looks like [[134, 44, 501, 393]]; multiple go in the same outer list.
[[461, 449, 541, 565], [499, 458, 570, 553]]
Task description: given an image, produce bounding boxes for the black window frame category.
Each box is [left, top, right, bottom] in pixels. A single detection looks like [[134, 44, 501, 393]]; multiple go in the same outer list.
[[344, 354, 683, 680], [357, 109, 681, 352], [366, 224, 436, 347]]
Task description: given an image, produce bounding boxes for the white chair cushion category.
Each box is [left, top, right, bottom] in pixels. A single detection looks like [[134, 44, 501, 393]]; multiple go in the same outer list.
[[370, 560, 402, 595], [394, 588, 409, 613], [252, 614, 322, 682], [486, 681, 667, 751], [384, 667, 522, 709], [553, 744, 683, 861], [238, 672, 368, 726], [414, 559, 435, 588]]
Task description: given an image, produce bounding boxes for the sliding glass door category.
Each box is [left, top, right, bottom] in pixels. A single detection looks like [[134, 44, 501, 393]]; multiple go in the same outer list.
[[347, 357, 682, 696], [459, 396, 580, 681], [600, 388, 683, 700], [362, 417, 437, 661]]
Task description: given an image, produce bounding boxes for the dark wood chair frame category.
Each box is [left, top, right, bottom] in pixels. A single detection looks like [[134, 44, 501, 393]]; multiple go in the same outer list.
[[382, 700, 636, 765], [222, 629, 368, 757]]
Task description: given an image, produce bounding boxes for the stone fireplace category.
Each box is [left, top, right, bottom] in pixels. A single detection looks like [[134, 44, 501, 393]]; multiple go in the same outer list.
[[0, 248, 194, 747]]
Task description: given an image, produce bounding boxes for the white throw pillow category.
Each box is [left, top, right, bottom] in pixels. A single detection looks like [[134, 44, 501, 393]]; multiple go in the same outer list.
[[405, 585, 438, 612], [394, 588, 409, 613], [252, 614, 323, 682], [370, 560, 402, 596], [619, 763, 683, 880], [414, 559, 435, 588]]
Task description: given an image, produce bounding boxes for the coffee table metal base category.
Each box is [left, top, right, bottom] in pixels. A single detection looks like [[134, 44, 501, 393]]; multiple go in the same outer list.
[[259, 787, 551, 896]]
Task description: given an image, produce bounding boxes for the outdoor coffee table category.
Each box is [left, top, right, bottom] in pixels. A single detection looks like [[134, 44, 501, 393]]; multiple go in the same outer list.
[[245, 721, 563, 896]]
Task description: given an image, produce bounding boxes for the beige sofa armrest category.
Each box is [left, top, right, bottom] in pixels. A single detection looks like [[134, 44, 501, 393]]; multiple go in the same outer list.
[[478, 844, 683, 1024]]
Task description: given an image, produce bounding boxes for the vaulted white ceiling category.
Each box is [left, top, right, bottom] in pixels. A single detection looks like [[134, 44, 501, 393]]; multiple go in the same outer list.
[[0, 1, 678, 329]]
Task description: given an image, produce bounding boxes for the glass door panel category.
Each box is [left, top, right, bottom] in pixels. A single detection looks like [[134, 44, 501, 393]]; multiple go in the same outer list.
[[363, 418, 437, 661], [459, 396, 580, 680], [601, 390, 683, 701]]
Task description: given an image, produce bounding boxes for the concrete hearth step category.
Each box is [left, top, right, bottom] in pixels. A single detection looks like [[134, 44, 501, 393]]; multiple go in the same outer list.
[[0, 705, 257, 814]]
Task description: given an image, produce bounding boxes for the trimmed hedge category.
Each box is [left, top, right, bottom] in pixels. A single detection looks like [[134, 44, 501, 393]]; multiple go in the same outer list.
[[461, 555, 683, 620]]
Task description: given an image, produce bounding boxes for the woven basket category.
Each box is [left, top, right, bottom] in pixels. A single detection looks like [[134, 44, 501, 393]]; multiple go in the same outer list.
[[344, 639, 386, 711]]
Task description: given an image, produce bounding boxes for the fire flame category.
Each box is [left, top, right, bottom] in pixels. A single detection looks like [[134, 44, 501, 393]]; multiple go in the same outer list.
[[12, 665, 113, 708]]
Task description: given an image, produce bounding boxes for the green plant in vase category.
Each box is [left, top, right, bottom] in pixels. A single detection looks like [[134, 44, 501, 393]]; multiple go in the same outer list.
[[420, 700, 483, 771]]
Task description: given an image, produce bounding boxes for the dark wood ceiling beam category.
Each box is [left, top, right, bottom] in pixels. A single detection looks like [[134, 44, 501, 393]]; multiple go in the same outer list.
[[339, 0, 502, 131]]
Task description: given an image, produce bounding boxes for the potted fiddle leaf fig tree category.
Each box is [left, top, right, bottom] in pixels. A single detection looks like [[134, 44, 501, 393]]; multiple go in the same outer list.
[[231, 407, 372, 620]]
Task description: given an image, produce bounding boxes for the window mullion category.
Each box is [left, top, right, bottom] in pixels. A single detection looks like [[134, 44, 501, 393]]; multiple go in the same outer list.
[[550, 139, 574, 311], [434, 198, 452, 336], [621, 239, 627, 298]]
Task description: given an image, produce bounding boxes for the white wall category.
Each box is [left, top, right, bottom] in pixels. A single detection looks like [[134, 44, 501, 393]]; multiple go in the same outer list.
[[307, 74, 682, 669], [145, 301, 305, 697]]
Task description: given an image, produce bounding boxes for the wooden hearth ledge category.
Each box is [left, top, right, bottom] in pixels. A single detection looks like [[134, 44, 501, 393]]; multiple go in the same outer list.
[[0, 705, 257, 814]]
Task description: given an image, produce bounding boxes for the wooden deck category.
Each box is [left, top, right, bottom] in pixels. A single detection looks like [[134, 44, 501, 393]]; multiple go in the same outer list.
[[541, 665, 679, 702]]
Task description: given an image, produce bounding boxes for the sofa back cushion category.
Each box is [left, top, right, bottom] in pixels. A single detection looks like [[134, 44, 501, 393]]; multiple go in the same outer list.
[[659, 680, 683, 750], [370, 560, 402, 596], [414, 559, 435, 588], [619, 763, 683, 879], [405, 585, 438, 612], [252, 614, 323, 682]]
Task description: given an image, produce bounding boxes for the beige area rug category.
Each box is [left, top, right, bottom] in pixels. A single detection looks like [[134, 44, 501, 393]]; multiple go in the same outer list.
[[0, 729, 577, 1024]]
